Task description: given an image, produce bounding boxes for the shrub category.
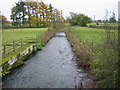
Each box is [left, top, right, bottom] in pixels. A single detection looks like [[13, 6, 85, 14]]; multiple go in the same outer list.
[[68, 12, 92, 27]]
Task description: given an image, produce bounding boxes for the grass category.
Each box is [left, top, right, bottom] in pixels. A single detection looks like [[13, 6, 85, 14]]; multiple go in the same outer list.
[[2, 45, 32, 64], [70, 26, 107, 44], [2, 28, 48, 44], [2, 28, 48, 64], [87, 23, 118, 26], [2, 29, 55, 76], [68, 26, 118, 88]]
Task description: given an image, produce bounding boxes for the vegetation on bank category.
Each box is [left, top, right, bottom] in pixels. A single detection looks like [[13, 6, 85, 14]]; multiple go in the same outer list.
[[2, 28, 53, 61], [1, 0, 119, 87], [2, 29, 55, 76], [2, 28, 48, 63], [1, 0, 64, 77], [66, 26, 118, 88]]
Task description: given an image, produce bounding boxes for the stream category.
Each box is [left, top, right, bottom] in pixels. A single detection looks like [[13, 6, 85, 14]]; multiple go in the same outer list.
[[3, 32, 91, 88]]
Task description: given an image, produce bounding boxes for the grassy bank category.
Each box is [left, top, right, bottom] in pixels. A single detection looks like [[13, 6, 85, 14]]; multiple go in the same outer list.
[[67, 26, 118, 88], [2, 28, 48, 62], [2, 29, 55, 76]]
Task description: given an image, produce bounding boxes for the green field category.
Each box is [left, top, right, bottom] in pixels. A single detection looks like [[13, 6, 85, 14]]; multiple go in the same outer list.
[[2, 28, 48, 64], [2, 28, 48, 44], [70, 26, 107, 44], [87, 23, 118, 26], [69, 26, 118, 87]]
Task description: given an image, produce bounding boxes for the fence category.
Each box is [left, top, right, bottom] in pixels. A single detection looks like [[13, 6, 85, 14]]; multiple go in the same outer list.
[[2, 37, 40, 58]]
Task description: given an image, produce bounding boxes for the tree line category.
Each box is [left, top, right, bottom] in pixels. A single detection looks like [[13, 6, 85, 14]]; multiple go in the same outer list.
[[10, 0, 65, 28], [67, 11, 116, 27], [67, 12, 92, 27]]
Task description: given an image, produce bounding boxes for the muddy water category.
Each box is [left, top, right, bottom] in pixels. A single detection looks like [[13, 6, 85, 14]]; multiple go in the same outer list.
[[3, 32, 91, 88]]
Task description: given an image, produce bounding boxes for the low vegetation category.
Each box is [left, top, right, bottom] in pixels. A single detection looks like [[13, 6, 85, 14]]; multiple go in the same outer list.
[[2, 28, 50, 63], [1, 0, 119, 87], [66, 26, 118, 88], [2, 28, 48, 62], [1, 0, 64, 77], [2, 28, 54, 76]]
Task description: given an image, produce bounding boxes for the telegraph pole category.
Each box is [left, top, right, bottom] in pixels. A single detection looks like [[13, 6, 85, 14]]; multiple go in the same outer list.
[[94, 14, 95, 23]]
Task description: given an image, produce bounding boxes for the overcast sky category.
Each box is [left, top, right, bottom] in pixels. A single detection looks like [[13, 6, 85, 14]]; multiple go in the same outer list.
[[0, 0, 119, 21]]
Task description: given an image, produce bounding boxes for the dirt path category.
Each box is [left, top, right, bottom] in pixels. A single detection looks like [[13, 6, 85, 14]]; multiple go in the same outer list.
[[3, 32, 91, 88]]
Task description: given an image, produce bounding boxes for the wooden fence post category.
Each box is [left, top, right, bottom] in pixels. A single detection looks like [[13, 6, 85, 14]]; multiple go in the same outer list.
[[21, 39, 23, 48], [36, 35, 38, 47], [13, 40, 15, 52], [26, 37, 28, 44], [3, 45, 6, 57]]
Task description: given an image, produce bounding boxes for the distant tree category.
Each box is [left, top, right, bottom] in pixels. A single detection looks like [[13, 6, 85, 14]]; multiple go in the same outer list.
[[68, 12, 92, 27], [109, 12, 116, 23], [68, 12, 77, 26], [97, 19, 102, 23], [10, 1, 26, 27], [20, 1, 26, 25], [0, 15, 10, 27], [10, 0, 64, 28]]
